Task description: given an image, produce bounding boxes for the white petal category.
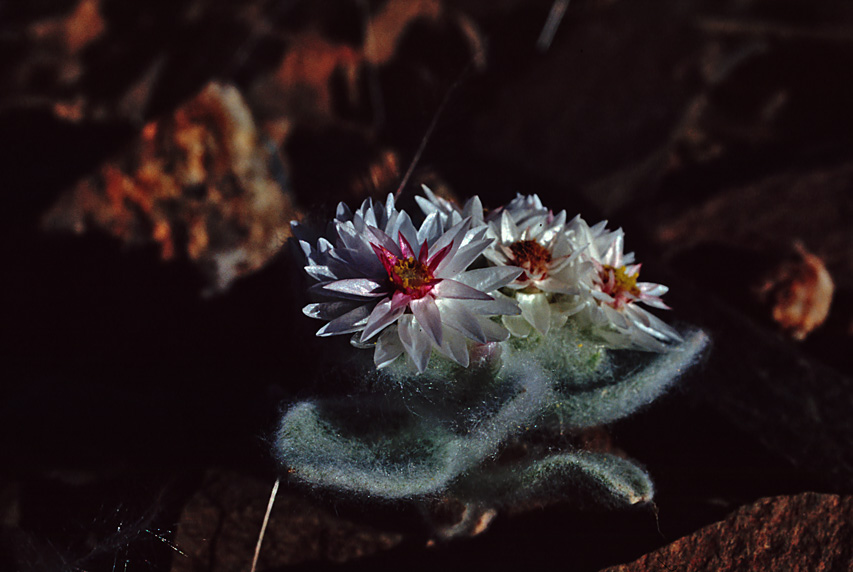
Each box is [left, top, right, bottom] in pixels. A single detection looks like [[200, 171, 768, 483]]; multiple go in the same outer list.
[[482, 249, 510, 266], [454, 267, 524, 293], [500, 210, 519, 244], [434, 238, 492, 278], [410, 296, 443, 347], [462, 195, 484, 225], [417, 212, 441, 245], [398, 315, 432, 373], [478, 316, 511, 342], [431, 218, 472, 275], [323, 278, 386, 298], [415, 194, 439, 217], [384, 193, 396, 220], [602, 304, 630, 329], [303, 264, 334, 281], [536, 275, 579, 295], [502, 314, 533, 338], [316, 304, 372, 336], [432, 279, 493, 300], [303, 301, 359, 320], [361, 297, 406, 341], [463, 295, 520, 316], [641, 297, 671, 310], [438, 300, 487, 343], [436, 326, 470, 367], [628, 306, 683, 343], [639, 283, 669, 297], [335, 201, 353, 221], [517, 292, 552, 335], [389, 210, 419, 251], [366, 225, 400, 257], [374, 327, 405, 368]]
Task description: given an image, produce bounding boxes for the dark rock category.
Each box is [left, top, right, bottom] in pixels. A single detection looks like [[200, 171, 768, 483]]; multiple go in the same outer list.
[[171, 469, 402, 571]]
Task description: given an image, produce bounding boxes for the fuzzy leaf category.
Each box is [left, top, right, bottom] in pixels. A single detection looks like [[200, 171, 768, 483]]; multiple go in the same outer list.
[[453, 451, 654, 510], [543, 328, 709, 430]]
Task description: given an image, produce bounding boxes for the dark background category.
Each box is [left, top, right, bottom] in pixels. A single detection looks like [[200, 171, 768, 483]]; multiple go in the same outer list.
[[1, 0, 852, 570]]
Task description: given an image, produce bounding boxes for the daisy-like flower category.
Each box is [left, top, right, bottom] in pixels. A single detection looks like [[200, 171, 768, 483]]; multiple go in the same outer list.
[[483, 195, 591, 337], [573, 218, 683, 351], [417, 190, 588, 337], [295, 195, 522, 372]]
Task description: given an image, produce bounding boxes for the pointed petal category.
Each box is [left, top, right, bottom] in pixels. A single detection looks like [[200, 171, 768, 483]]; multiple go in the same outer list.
[[366, 225, 400, 257], [430, 218, 472, 275], [335, 201, 353, 221], [304, 265, 336, 281], [463, 295, 520, 316], [374, 327, 405, 368], [398, 231, 416, 259], [639, 283, 669, 297], [369, 242, 397, 276], [437, 326, 469, 367], [417, 212, 441, 246], [478, 316, 511, 342], [398, 315, 432, 373], [390, 210, 419, 254], [361, 297, 406, 341], [315, 304, 372, 336], [410, 296, 443, 347], [323, 278, 386, 298], [438, 300, 487, 343], [462, 195, 484, 225], [434, 238, 493, 278], [517, 292, 552, 335], [415, 194, 439, 217], [303, 301, 359, 320], [455, 266, 524, 292], [433, 279, 493, 300], [426, 243, 453, 273], [602, 304, 630, 329], [500, 210, 519, 244]]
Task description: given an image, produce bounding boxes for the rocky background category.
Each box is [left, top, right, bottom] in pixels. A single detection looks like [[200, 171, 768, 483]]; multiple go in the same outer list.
[[2, 0, 852, 570]]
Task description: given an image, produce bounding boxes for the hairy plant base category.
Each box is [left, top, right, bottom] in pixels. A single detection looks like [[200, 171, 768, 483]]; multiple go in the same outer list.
[[274, 326, 709, 537]]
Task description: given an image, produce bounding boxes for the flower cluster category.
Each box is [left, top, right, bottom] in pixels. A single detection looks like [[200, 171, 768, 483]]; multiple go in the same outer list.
[[294, 188, 681, 372]]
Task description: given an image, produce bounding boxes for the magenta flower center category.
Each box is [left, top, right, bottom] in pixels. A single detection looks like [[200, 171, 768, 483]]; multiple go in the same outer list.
[[389, 256, 437, 298], [371, 232, 450, 300]]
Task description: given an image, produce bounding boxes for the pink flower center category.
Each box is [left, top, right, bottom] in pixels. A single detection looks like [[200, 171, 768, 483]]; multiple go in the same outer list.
[[508, 240, 552, 281], [596, 264, 640, 309]]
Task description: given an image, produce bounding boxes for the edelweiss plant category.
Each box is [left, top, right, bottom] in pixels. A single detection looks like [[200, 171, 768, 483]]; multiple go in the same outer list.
[[277, 188, 708, 538]]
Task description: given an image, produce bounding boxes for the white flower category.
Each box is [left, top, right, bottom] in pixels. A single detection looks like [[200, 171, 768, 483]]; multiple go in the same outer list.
[[573, 218, 682, 351], [484, 194, 588, 337], [295, 195, 522, 372]]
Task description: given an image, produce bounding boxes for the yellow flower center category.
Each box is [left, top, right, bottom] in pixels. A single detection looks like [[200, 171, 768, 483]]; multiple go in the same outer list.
[[602, 264, 640, 297]]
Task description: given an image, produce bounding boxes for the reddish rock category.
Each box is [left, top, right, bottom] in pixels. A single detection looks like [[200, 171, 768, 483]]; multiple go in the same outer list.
[[604, 493, 853, 572], [42, 82, 297, 292], [754, 242, 834, 340]]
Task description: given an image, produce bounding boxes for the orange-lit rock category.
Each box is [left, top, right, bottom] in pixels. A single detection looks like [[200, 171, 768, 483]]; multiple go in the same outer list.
[[42, 82, 297, 293]]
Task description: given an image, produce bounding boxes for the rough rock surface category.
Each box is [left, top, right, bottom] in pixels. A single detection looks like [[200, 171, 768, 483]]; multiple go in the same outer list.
[[41, 82, 297, 292], [604, 493, 853, 572]]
